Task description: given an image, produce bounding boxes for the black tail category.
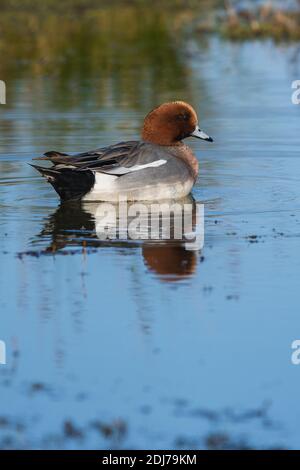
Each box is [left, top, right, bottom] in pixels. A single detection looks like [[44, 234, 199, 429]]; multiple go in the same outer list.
[[30, 164, 95, 201]]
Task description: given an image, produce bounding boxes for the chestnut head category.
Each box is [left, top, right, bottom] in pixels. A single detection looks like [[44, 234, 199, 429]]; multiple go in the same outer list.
[[142, 101, 213, 146]]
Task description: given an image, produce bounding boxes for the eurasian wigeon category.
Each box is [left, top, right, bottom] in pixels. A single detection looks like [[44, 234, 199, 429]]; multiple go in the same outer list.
[[31, 101, 213, 201]]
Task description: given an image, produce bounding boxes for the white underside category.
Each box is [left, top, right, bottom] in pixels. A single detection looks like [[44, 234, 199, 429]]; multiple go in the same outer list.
[[82, 172, 194, 202]]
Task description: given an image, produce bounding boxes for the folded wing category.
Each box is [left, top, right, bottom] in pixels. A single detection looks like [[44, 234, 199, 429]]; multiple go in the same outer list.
[[33, 141, 167, 176]]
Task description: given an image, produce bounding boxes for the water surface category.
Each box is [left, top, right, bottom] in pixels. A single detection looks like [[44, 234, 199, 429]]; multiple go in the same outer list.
[[1, 25, 300, 448]]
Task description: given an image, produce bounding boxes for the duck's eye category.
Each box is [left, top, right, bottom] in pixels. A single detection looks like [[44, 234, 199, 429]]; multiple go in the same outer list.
[[176, 113, 189, 122]]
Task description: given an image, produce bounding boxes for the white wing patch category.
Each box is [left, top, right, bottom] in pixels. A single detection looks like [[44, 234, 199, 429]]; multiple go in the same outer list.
[[107, 159, 167, 175], [129, 159, 167, 172]]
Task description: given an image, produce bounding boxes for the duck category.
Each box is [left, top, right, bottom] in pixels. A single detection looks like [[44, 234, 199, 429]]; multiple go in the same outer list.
[[31, 101, 213, 202]]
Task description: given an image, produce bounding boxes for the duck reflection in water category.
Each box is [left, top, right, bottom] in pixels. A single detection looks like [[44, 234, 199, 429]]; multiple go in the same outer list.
[[34, 196, 203, 282]]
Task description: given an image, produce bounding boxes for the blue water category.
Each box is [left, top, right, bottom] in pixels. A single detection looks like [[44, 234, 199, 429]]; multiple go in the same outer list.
[[1, 38, 300, 449]]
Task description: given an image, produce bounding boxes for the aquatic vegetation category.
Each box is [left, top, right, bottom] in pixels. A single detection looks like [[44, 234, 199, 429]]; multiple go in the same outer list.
[[0, 1, 221, 79], [219, 2, 300, 41], [0, 2, 209, 110], [0, 0, 299, 83]]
